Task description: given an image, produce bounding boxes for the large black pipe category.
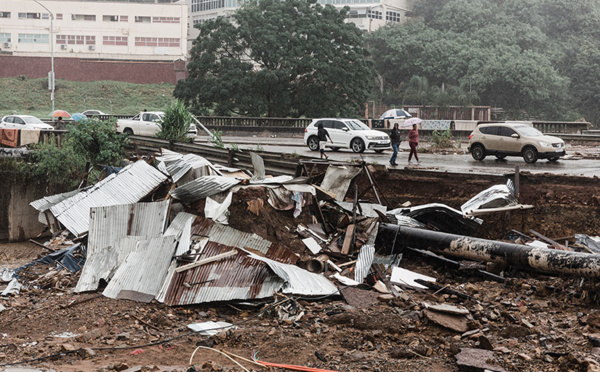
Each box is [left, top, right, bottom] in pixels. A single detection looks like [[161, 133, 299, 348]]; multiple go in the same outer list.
[[381, 224, 600, 278]]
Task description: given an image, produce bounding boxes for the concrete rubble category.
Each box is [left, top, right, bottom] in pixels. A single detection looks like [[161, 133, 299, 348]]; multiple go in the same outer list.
[[2, 151, 600, 371]]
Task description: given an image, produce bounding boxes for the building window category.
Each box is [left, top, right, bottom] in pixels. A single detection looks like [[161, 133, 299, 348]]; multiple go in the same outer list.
[[56, 35, 95, 45], [135, 37, 180, 47], [71, 14, 96, 21], [152, 16, 180, 23], [56, 13, 63, 20], [18, 33, 48, 43], [120, 15, 128, 22], [103, 36, 128, 46], [191, 0, 226, 12], [0, 33, 11, 43], [42, 13, 49, 19], [0, 12, 11, 19], [18, 12, 41, 19], [103, 15, 119, 22], [135, 16, 151, 23], [367, 10, 382, 20], [386, 11, 401, 22]]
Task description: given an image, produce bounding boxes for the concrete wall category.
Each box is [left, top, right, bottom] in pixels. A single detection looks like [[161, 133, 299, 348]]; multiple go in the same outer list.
[[0, 55, 186, 84], [8, 181, 47, 242]]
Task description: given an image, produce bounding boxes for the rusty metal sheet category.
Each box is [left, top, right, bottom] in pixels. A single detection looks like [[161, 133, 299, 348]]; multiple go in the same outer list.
[[170, 175, 241, 202]]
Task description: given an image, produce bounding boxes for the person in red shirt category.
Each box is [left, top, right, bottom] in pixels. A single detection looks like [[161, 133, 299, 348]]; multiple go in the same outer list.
[[408, 124, 421, 164]]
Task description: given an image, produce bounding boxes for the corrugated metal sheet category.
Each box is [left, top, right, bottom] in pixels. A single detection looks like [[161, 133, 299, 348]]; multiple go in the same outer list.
[[103, 236, 177, 302], [170, 175, 241, 202], [163, 242, 285, 306], [337, 201, 387, 218], [157, 149, 222, 183], [75, 201, 169, 292], [161, 217, 320, 305], [50, 161, 168, 236], [30, 189, 85, 225], [354, 244, 375, 283], [164, 212, 196, 256]]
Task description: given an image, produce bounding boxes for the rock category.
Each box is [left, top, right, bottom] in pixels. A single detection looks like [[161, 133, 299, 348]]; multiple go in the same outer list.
[[494, 346, 511, 354], [500, 324, 531, 338], [113, 362, 130, 371], [424, 303, 470, 316], [519, 353, 532, 361], [61, 343, 76, 351], [80, 348, 96, 358], [116, 332, 131, 341], [477, 335, 494, 350], [455, 348, 507, 372], [424, 309, 469, 333]]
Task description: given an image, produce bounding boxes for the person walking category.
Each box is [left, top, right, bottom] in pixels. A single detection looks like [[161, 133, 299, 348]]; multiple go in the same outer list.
[[317, 122, 333, 160], [389, 123, 400, 166], [408, 123, 421, 164], [55, 116, 66, 130]]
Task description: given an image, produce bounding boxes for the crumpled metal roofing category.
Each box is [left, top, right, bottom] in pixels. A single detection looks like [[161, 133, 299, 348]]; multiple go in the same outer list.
[[103, 236, 177, 302], [157, 149, 222, 183], [75, 201, 169, 292], [49, 161, 168, 236], [336, 201, 387, 218], [161, 218, 334, 305], [30, 188, 86, 225], [164, 212, 196, 256], [170, 175, 241, 202]]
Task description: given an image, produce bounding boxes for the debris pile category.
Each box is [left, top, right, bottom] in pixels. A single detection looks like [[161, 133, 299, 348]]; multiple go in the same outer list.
[[2, 149, 600, 371]]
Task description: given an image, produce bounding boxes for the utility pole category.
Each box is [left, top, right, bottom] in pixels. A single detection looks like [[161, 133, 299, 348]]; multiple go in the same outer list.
[[33, 0, 55, 113]]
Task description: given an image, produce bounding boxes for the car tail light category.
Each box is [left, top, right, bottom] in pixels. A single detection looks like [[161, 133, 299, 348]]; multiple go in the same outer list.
[[468, 134, 473, 140], [304, 128, 307, 133]]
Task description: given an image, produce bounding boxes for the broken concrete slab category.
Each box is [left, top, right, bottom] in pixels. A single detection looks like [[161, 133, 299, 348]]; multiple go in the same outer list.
[[424, 309, 469, 332], [424, 302, 470, 316], [455, 347, 507, 372]]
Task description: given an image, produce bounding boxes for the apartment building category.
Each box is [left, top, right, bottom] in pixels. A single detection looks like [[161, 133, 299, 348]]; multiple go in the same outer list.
[[0, 0, 188, 84], [188, 0, 415, 49]]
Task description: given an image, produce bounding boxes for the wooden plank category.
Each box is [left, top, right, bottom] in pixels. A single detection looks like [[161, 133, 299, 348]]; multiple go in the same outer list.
[[342, 224, 355, 255], [175, 250, 238, 273]]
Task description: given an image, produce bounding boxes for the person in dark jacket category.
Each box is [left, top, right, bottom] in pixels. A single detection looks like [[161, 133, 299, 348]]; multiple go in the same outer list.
[[317, 122, 333, 160], [54, 116, 66, 130], [389, 123, 400, 166]]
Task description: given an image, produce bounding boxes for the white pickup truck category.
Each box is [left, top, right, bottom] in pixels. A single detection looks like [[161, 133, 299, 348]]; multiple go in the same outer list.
[[116, 111, 198, 137]]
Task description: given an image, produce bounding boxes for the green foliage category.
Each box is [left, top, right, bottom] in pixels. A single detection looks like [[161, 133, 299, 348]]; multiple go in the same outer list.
[[157, 100, 194, 142], [175, 0, 375, 118], [67, 118, 130, 168], [430, 129, 454, 149], [0, 77, 175, 119], [368, 0, 600, 124], [210, 129, 225, 148], [26, 137, 86, 189]]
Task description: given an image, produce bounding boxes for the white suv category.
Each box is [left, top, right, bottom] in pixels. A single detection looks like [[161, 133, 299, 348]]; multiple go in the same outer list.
[[468, 123, 566, 163], [304, 118, 391, 153]]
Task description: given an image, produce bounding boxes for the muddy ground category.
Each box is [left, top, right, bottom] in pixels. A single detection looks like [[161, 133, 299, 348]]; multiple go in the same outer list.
[[2, 167, 600, 372]]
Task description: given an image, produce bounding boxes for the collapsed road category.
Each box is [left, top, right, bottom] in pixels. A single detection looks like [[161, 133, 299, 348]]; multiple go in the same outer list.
[[2, 147, 600, 372]]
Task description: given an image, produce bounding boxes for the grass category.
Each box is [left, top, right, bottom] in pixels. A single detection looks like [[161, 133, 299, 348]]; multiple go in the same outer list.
[[0, 77, 176, 119]]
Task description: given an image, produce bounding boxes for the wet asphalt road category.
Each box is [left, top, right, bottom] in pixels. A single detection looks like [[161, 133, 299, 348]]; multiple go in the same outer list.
[[232, 141, 600, 178]]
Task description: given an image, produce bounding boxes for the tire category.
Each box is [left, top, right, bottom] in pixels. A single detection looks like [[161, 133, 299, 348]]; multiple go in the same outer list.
[[123, 128, 134, 135], [471, 144, 486, 161], [522, 147, 538, 163], [331, 147, 341, 152], [351, 138, 365, 153], [307, 136, 320, 151], [495, 155, 506, 160], [547, 157, 560, 162], [374, 149, 385, 154]]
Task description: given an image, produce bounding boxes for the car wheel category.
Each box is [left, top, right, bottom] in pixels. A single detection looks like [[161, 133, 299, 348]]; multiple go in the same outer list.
[[351, 138, 365, 153], [495, 155, 506, 160], [374, 149, 385, 154], [547, 157, 560, 162], [307, 136, 320, 151], [471, 144, 486, 161], [331, 147, 340, 152], [522, 147, 538, 163], [123, 128, 134, 135]]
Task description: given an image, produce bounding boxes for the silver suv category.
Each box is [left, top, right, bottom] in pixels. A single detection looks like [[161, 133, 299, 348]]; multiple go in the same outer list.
[[468, 123, 565, 163]]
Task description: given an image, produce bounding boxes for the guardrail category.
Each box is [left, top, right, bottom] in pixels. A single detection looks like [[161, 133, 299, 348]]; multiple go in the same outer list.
[[128, 136, 300, 176]]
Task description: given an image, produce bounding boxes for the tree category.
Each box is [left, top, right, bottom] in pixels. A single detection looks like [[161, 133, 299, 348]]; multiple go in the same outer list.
[[174, 0, 375, 118]]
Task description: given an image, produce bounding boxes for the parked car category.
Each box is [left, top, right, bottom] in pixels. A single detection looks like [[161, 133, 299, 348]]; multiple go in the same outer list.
[[304, 118, 391, 153], [379, 109, 411, 120], [116, 111, 197, 137], [468, 123, 565, 163], [0, 115, 55, 130], [82, 110, 106, 116]]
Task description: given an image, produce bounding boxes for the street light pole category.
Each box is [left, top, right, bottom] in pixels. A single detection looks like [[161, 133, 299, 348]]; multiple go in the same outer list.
[[33, 0, 54, 113]]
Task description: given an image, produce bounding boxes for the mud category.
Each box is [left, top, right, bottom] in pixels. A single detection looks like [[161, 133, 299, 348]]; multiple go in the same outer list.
[[1, 168, 600, 371]]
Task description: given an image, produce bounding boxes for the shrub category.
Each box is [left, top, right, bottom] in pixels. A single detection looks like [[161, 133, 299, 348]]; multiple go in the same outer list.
[[430, 128, 454, 149], [157, 99, 194, 142]]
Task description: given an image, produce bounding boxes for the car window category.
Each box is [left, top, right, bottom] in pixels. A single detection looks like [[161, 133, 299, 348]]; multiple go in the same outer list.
[[498, 127, 517, 137], [515, 125, 543, 137], [14, 117, 25, 125], [142, 113, 151, 121], [333, 121, 347, 130], [4, 116, 13, 123], [344, 119, 369, 131], [22, 116, 44, 124], [480, 126, 499, 135], [320, 120, 334, 129]]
